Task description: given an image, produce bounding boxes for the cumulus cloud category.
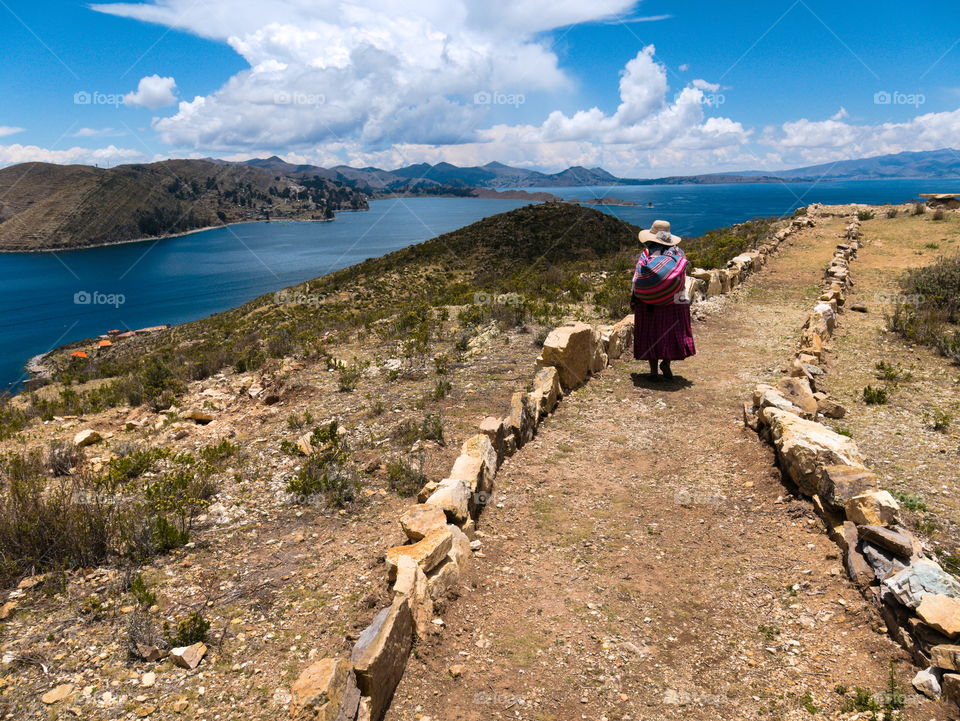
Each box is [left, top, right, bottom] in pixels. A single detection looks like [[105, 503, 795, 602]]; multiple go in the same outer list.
[[761, 108, 960, 165], [69, 127, 125, 138], [0, 126, 25, 137], [124, 75, 178, 110], [0, 144, 142, 167]]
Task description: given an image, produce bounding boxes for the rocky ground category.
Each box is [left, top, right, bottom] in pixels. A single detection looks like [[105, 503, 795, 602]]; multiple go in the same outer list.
[[1, 206, 957, 720], [385, 212, 957, 721]]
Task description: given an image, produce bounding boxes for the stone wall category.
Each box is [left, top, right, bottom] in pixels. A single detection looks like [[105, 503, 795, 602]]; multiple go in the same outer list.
[[742, 217, 960, 706], [284, 211, 821, 721]]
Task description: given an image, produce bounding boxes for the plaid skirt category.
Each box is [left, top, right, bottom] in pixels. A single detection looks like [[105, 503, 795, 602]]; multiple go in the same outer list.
[[633, 301, 696, 361]]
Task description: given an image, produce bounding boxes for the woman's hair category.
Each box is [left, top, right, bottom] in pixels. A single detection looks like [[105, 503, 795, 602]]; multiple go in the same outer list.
[[645, 241, 672, 252]]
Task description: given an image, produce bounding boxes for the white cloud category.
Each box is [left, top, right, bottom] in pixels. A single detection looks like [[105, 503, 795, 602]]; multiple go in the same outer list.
[[124, 75, 178, 110], [0, 144, 142, 167], [69, 127, 125, 138], [678, 63, 689, 72], [830, 107, 849, 121], [0, 126, 25, 137]]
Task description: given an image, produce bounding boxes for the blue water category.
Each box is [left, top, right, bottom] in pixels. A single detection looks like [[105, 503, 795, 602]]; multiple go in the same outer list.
[[529, 177, 960, 235], [3, 178, 959, 392]]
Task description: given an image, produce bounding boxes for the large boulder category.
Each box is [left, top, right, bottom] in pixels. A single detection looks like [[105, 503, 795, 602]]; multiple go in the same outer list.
[[884, 560, 960, 609], [536, 322, 596, 391], [777, 377, 818, 418], [819, 465, 878, 510], [350, 597, 413, 721], [399, 505, 448, 542], [290, 658, 361, 721], [73, 429, 102, 447], [384, 528, 452, 579], [424, 478, 471, 524], [589, 328, 608, 373], [450, 434, 497, 494], [845, 490, 900, 527], [477, 416, 506, 467], [392, 556, 434, 640], [917, 595, 960, 638], [531, 367, 562, 416], [507, 392, 536, 449], [761, 408, 866, 497]]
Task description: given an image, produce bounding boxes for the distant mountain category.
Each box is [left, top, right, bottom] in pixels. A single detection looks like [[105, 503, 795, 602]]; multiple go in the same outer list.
[[0, 159, 367, 251], [239, 149, 960, 189], [734, 149, 960, 181]]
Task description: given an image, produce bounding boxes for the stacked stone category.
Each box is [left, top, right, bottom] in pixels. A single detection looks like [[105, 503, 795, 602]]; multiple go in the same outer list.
[[743, 216, 960, 707], [286, 211, 821, 721]]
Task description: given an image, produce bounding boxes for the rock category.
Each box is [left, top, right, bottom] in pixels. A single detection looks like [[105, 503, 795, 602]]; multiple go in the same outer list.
[[506, 392, 536, 450], [141, 672, 156, 688], [73, 429, 102, 447], [452, 434, 497, 494], [816, 396, 846, 419], [858, 525, 916, 560], [385, 528, 453, 579], [399, 505, 448, 542], [931, 645, 960, 672], [885, 560, 960, 608], [842, 522, 875, 587], [943, 673, 960, 706], [777, 377, 818, 418], [477, 416, 506, 466], [170, 642, 207, 670], [448, 664, 465, 678], [182, 409, 215, 424], [296, 433, 314, 456], [742, 402, 760, 432], [912, 667, 943, 699], [605, 316, 634, 360], [536, 322, 596, 391], [845, 490, 900, 527], [426, 559, 460, 600], [531, 366, 562, 415], [589, 328, 608, 373], [917, 595, 960, 638], [350, 597, 413, 721], [424, 479, 470, 525], [136, 644, 168, 662], [392, 556, 434, 640], [819, 465, 877, 510], [416, 480, 439, 503], [355, 697, 372, 721], [0, 601, 16, 620], [290, 657, 361, 721], [850, 303, 868, 312], [446, 524, 472, 571], [758, 389, 804, 417], [862, 542, 906, 580], [752, 384, 777, 407], [41, 684, 75, 704], [762, 408, 866, 497]]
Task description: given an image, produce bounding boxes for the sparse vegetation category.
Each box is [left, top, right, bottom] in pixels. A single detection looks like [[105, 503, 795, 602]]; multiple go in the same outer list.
[[164, 611, 210, 648], [888, 252, 960, 362], [912, 202, 926, 215], [386, 458, 426, 497], [885, 208, 898, 219], [932, 208, 945, 221], [286, 421, 360, 508], [857, 210, 875, 221], [863, 385, 889, 405], [394, 414, 445, 447], [874, 360, 912, 382], [890, 490, 927, 512]]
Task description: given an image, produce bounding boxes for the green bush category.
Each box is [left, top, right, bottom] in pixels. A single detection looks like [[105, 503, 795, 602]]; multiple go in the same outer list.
[[394, 414, 445, 447], [385, 459, 426, 497], [912, 202, 926, 215], [164, 611, 210, 647], [863, 385, 889, 405], [885, 208, 898, 219], [889, 253, 960, 363], [857, 210, 875, 221], [287, 422, 360, 507]]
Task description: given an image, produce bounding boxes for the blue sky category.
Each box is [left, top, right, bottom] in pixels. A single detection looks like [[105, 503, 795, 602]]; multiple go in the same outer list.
[[1, 0, 958, 175]]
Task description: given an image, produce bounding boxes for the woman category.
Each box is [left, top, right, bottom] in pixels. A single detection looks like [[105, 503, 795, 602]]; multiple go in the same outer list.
[[631, 220, 696, 381]]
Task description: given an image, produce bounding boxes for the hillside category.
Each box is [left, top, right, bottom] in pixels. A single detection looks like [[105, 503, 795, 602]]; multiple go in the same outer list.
[[736, 148, 960, 181], [0, 159, 368, 251]]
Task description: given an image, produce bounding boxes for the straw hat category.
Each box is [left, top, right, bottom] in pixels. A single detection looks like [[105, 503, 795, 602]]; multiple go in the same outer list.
[[638, 219, 682, 246]]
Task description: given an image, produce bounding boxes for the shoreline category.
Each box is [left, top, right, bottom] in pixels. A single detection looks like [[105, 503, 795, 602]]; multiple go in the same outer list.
[[0, 216, 340, 255]]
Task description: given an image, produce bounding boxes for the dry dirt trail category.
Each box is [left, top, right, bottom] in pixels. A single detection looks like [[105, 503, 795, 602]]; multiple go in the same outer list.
[[385, 217, 954, 721]]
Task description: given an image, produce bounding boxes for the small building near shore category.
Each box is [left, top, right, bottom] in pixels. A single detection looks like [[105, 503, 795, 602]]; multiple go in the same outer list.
[[70, 351, 89, 359]]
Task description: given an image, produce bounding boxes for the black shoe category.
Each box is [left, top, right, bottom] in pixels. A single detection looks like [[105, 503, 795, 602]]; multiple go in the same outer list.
[[660, 361, 674, 380]]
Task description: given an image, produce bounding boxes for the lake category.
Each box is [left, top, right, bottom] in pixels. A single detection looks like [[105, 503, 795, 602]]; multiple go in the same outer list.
[[3, 178, 960, 392]]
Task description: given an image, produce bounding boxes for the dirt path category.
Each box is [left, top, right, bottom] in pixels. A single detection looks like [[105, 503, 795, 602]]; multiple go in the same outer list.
[[385, 218, 954, 720]]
